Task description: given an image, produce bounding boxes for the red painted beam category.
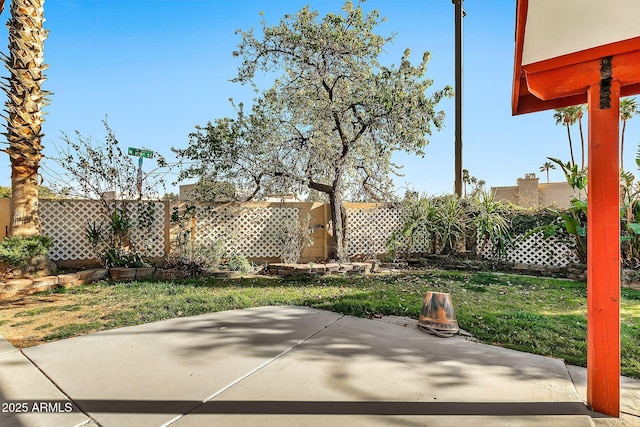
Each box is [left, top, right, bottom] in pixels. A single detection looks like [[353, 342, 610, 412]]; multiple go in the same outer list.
[[586, 78, 621, 417], [524, 49, 640, 102], [524, 37, 640, 75]]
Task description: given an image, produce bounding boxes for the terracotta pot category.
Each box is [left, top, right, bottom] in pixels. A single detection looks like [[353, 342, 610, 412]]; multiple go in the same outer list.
[[418, 291, 459, 337]]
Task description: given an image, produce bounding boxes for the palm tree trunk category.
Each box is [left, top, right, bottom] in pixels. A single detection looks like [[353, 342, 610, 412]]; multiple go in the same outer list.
[[566, 124, 576, 167], [10, 164, 40, 236], [621, 119, 627, 170], [578, 117, 585, 169], [3, 0, 49, 237]]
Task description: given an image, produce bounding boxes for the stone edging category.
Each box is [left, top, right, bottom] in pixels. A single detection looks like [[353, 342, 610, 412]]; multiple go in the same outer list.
[[415, 255, 588, 281], [266, 262, 374, 277], [6, 258, 633, 302], [0, 269, 109, 301], [0, 267, 183, 301]]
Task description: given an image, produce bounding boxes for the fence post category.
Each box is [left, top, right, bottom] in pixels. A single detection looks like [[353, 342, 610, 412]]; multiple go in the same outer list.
[[163, 199, 171, 262], [322, 203, 329, 261]]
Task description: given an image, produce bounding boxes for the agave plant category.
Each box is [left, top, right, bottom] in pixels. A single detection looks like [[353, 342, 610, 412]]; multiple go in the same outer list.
[[470, 191, 513, 259], [2, 0, 50, 236], [397, 192, 437, 256], [432, 194, 468, 255]]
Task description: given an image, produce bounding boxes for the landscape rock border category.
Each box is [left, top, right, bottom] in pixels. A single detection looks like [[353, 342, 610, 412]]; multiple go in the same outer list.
[[3, 257, 638, 302], [0, 267, 184, 301], [0, 262, 377, 301], [266, 262, 374, 276], [0, 269, 109, 301]]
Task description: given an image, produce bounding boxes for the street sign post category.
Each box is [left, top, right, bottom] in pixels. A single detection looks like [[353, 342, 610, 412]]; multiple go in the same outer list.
[[127, 148, 155, 197], [127, 147, 154, 159]]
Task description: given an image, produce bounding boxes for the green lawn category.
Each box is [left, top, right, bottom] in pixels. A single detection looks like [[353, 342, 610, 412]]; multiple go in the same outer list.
[[3, 270, 639, 378]]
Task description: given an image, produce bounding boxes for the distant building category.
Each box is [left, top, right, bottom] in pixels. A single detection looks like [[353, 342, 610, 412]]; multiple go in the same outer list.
[[264, 194, 304, 202], [491, 175, 578, 209]]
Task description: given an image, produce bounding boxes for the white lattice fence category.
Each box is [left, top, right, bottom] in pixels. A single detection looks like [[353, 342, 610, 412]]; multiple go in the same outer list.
[[127, 202, 166, 258], [193, 205, 300, 258], [36, 199, 579, 266], [345, 205, 578, 266], [40, 200, 166, 261], [481, 232, 579, 266], [346, 205, 430, 257]]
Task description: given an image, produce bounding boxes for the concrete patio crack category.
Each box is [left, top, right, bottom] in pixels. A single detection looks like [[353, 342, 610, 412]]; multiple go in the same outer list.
[[161, 313, 346, 427], [20, 349, 102, 427]]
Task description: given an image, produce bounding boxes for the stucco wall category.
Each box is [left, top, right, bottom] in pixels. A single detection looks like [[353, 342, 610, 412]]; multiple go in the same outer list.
[[0, 198, 9, 238], [539, 182, 577, 208], [491, 178, 575, 209]]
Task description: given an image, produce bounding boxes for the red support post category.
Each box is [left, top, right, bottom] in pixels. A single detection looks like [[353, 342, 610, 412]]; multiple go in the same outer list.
[[586, 75, 620, 417]]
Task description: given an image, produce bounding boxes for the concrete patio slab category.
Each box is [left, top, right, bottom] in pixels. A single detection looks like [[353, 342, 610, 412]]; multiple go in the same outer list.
[[0, 306, 637, 426], [567, 365, 640, 427], [0, 334, 16, 356], [175, 314, 594, 426], [21, 306, 342, 427], [0, 346, 93, 427]]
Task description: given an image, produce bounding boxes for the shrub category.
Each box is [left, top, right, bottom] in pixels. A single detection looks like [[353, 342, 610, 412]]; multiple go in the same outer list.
[[165, 241, 225, 278], [0, 235, 53, 267], [279, 213, 315, 264], [468, 192, 513, 259], [510, 210, 560, 235], [391, 193, 468, 259], [391, 192, 519, 260], [100, 248, 147, 269], [226, 254, 251, 273]]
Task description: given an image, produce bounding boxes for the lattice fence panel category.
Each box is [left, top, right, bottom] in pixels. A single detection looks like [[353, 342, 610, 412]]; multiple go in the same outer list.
[[346, 206, 430, 257], [40, 200, 166, 261], [193, 205, 300, 258], [346, 205, 578, 266], [40, 200, 104, 261], [481, 232, 579, 266], [37, 199, 579, 267], [127, 202, 166, 258]]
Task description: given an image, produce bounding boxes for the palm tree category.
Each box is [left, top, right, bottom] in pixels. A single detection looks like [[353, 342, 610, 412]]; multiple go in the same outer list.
[[553, 105, 585, 168], [575, 105, 586, 169], [462, 169, 470, 196], [539, 161, 556, 183], [620, 97, 638, 170], [2, 0, 50, 236]]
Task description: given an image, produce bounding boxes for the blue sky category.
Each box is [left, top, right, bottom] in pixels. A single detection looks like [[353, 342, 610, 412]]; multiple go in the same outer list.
[[0, 0, 638, 196]]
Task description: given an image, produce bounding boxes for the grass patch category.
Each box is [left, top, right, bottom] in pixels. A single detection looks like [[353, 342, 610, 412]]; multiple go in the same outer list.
[[11, 319, 35, 327], [1, 270, 639, 378], [35, 323, 54, 330], [44, 322, 104, 341], [60, 304, 83, 312], [14, 306, 60, 317]]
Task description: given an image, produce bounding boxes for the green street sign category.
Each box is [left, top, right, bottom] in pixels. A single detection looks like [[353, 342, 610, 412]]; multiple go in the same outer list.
[[128, 147, 154, 159]]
